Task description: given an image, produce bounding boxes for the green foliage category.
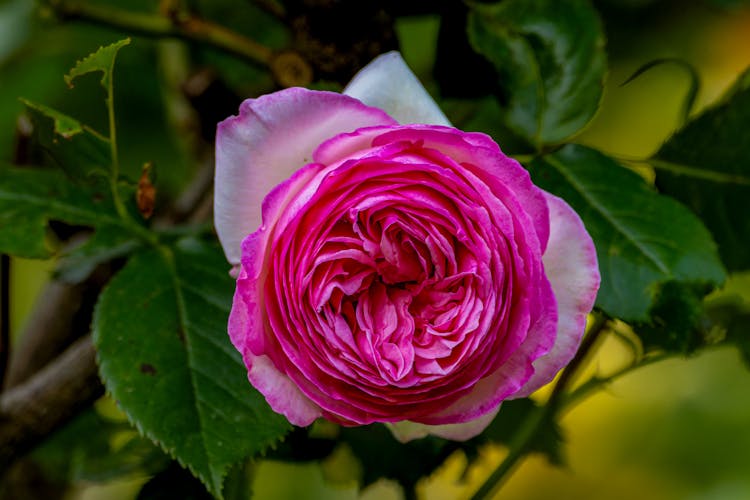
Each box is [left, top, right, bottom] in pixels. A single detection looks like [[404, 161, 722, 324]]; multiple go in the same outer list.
[[477, 399, 563, 465], [530, 145, 725, 321], [22, 99, 111, 180], [64, 38, 131, 92], [55, 225, 141, 283], [0, 166, 124, 258], [654, 68, 750, 271], [467, 0, 606, 147], [93, 240, 291, 497], [634, 281, 710, 355], [33, 407, 169, 483]]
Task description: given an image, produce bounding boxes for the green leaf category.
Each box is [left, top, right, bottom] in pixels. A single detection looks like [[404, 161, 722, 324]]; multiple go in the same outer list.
[[530, 145, 725, 320], [654, 67, 750, 271], [22, 99, 111, 180], [33, 407, 169, 483], [467, 0, 606, 146], [340, 424, 456, 491], [476, 398, 563, 465], [93, 239, 291, 497], [64, 38, 131, 91], [634, 281, 711, 355], [55, 225, 141, 283], [704, 272, 750, 369], [621, 58, 700, 125], [0, 166, 123, 258]]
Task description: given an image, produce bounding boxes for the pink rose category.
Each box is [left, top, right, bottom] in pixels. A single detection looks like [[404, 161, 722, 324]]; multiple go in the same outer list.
[[215, 52, 600, 442]]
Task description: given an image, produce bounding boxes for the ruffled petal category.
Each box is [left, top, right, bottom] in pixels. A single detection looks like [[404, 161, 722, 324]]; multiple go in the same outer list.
[[215, 88, 396, 264], [344, 52, 451, 127], [513, 193, 600, 397]]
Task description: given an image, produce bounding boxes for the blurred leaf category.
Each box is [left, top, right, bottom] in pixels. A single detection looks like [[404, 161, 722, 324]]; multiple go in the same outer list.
[[634, 281, 710, 355], [0, 166, 124, 258], [33, 407, 169, 483], [340, 424, 456, 492], [93, 239, 291, 497], [621, 58, 700, 125], [467, 0, 606, 147], [22, 99, 111, 180], [64, 38, 131, 91], [530, 145, 725, 320], [654, 66, 750, 271], [475, 399, 564, 465], [704, 272, 750, 369]]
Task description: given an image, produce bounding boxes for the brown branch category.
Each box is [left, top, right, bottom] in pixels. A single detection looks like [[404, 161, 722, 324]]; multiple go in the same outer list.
[[3, 281, 88, 390], [0, 335, 103, 470], [46, 0, 274, 67]]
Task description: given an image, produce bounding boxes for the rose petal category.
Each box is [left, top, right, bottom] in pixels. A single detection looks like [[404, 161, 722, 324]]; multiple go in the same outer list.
[[513, 193, 601, 397], [229, 267, 323, 426], [344, 51, 451, 127], [387, 406, 500, 443], [215, 88, 396, 264]]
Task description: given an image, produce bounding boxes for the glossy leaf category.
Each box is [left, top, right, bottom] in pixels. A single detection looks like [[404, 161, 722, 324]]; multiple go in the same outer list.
[[467, 0, 606, 146], [654, 66, 750, 271], [530, 145, 725, 320], [93, 239, 291, 497], [0, 166, 123, 258]]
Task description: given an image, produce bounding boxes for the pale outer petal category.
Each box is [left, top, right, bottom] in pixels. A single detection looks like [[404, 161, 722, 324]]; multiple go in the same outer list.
[[344, 51, 452, 127], [513, 193, 600, 398], [387, 406, 501, 443], [214, 88, 396, 265]]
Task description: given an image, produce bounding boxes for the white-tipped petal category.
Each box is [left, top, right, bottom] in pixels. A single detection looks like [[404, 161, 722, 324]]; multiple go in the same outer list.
[[514, 193, 600, 397], [344, 51, 451, 127], [214, 88, 395, 264], [388, 407, 500, 443]]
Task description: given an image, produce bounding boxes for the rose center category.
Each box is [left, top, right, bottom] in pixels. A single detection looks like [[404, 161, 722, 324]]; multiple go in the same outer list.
[[311, 209, 484, 385]]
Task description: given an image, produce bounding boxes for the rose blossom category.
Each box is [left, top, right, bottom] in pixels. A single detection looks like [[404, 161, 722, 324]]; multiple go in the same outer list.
[[215, 52, 600, 442]]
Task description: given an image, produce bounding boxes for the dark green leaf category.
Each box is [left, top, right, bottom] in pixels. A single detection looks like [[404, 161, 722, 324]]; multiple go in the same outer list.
[[634, 281, 710, 355], [476, 398, 563, 465], [340, 424, 456, 491], [22, 99, 111, 180], [0, 166, 123, 258], [530, 145, 725, 320], [654, 67, 750, 271], [93, 239, 291, 497], [64, 38, 131, 91], [33, 407, 169, 483], [467, 0, 606, 146], [55, 225, 141, 283]]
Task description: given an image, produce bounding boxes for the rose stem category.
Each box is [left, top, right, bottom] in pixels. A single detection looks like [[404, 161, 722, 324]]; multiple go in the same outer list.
[[469, 312, 610, 500]]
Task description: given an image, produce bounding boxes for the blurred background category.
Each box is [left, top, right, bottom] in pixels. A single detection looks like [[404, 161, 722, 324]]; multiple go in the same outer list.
[[1, 0, 749, 498]]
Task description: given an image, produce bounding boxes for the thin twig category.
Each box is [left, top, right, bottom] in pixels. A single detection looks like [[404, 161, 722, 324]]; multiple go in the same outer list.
[[46, 0, 274, 67], [251, 0, 286, 19], [469, 312, 610, 500]]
